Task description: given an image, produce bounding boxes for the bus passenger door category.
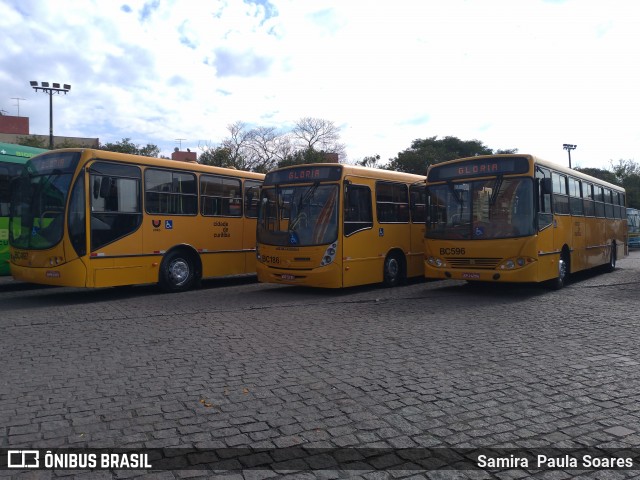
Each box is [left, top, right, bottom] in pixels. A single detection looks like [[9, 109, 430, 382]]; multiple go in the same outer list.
[[342, 182, 377, 287], [536, 168, 556, 281], [88, 163, 145, 287], [408, 184, 427, 278]]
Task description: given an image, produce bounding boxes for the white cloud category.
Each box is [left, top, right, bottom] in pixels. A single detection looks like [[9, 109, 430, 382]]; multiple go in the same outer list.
[[2, 0, 639, 169]]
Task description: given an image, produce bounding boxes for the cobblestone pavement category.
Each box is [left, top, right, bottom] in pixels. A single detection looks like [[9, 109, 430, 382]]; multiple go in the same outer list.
[[1, 251, 640, 479]]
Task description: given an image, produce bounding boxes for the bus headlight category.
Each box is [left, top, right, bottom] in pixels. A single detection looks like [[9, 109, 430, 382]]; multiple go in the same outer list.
[[427, 257, 446, 268], [498, 257, 535, 270], [320, 243, 338, 266]]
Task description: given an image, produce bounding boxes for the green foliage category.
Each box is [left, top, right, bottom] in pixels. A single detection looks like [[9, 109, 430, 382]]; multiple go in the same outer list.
[[16, 135, 47, 149], [98, 138, 160, 157], [277, 147, 328, 168], [357, 155, 381, 168], [575, 167, 620, 186], [577, 160, 640, 209], [385, 136, 517, 175], [198, 147, 236, 168]]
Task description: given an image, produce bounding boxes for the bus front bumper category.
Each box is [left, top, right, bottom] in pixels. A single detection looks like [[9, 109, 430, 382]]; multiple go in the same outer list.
[[256, 262, 342, 288], [10, 259, 88, 287], [424, 262, 539, 283]]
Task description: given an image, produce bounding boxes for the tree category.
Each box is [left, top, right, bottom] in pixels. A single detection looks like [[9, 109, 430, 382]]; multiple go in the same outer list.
[[291, 117, 346, 160], [385, 136, 517, 175], [198, 145, 235, 168], [99, 138, 160, 157], [610, 159, 640, 184], [277, 147, 328, 168], [357, 155, 381, 168], [574, 167, 619, 186], [16, 135, 47, 149]]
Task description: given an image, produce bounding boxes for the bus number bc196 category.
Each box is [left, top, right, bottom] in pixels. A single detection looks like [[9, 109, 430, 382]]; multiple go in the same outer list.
[[262, 255, 280, 264], [440, 248, 465, 255]]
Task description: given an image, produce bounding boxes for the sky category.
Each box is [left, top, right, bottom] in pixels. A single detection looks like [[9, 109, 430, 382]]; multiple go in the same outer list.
[[1, 0, 639, 170]]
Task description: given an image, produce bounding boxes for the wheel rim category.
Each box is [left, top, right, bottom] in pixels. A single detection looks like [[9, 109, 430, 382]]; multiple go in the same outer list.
[[168, 258, 190, 286], [558, 257, 567, 281], [386, 257, 399, 282]]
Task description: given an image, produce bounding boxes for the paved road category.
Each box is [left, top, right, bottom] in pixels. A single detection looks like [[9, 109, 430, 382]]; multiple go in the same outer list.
[[1, 251, 640, 479]]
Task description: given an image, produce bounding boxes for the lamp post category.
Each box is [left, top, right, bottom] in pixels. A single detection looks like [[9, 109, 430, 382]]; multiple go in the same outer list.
[[563, 143, 577, 169], [30, 81, 71, 149]]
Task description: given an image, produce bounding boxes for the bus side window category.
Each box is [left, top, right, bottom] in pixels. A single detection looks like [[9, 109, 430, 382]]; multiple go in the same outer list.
[[344, 184, 372, 236], [536, 167, 552, 229]]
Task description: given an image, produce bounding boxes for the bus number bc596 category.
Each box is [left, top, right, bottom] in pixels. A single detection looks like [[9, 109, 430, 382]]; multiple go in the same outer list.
[[440, 248, 465, 255]]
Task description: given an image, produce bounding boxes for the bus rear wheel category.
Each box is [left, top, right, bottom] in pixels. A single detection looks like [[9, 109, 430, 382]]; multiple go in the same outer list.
[[160, 250, 196, 292], [604, 243, 617, 273], [383, 253, 404, 288]]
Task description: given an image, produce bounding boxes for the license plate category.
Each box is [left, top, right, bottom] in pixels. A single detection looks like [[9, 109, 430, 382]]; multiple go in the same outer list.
[[462, 272, 480, 279], [281, 274, 295, 281]]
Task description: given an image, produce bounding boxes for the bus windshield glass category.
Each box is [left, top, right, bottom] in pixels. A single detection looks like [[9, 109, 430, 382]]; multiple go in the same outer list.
[[427, 177, 534, 240], [10, 152, 81, 250], [258, 183, 339, 246]]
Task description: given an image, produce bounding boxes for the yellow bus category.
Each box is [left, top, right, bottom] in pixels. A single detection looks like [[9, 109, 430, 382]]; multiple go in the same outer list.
[[424, 154, 627, 289], [9, 148, 264, 291], [256, 163, 427, 288]]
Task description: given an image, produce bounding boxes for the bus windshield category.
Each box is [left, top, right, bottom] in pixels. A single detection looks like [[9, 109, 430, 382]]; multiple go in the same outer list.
[[427, 177, 534, 240], [10, 152, 80, 250], [258, 183, 339, 246]]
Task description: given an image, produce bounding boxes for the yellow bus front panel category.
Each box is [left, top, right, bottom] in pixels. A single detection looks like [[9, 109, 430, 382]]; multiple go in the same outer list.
[[424, 236, 544, 283], [10, 257, 88, 287], [256, 243, 342, 288]]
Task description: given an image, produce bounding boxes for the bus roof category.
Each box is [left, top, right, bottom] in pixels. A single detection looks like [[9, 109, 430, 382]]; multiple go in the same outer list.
[[428, 154, 625, 192], [0, 142, 48, 163], [265, 162, 426, 183], [28, 148, 265, 180]]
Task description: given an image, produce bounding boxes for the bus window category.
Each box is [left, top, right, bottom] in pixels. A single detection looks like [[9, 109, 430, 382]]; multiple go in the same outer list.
[[568, 177, 583, 216], [145, 169, 197, 215], [244, 180, 261, 218], [200, 175, 242, 217], [90, 163, 142, 251], [376, 182, 409, 223], [583, 183, 595, 217], [344, 184, 372, 236], [552, 173, 569, 215], [594, 186, 605, 217], [410, 184, 426, 223]]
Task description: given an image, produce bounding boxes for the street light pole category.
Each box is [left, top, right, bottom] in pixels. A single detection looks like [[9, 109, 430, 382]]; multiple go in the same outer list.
[[30, 81, 71, 149], [563, 144, 577, 169]]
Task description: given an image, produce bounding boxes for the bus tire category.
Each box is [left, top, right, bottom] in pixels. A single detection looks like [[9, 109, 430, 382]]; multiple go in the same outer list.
[[604, 243, 617, 273], [383, 253, 404, 288], [159, 250, 196, 292], [548, 251, 569, 290]]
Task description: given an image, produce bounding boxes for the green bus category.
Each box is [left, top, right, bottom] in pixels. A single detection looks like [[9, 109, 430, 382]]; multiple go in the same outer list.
[[0, 142, 48, 275]]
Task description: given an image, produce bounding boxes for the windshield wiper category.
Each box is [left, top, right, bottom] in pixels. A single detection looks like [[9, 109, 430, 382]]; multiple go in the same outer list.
[[289, 182, 319, 230]]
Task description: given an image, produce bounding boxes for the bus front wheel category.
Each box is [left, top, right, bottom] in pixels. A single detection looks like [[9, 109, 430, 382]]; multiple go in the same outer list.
[[549, 252, 569, 290], [160, 250, 196, 292], [383, 253, 404, 288]]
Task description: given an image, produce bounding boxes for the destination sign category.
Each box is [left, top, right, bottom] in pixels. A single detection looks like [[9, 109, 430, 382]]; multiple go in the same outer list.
[[427, 156, 530, 182], [265, 165, 343, 185], [27, 152, 81, 175]]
